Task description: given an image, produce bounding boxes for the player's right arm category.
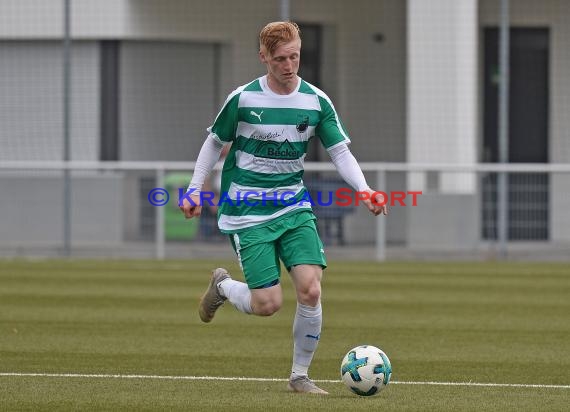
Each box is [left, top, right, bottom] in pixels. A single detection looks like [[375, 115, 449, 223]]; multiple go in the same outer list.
[[181, 87, 241, 219], [180, 135, 224, 219]]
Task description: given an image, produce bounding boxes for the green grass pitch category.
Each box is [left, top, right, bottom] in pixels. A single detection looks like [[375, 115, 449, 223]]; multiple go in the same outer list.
[[1, 259, 569, 411]]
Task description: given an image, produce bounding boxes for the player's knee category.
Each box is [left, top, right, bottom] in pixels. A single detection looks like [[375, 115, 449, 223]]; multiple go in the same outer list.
[[254, 300, 282, 316], [250, 284, 282, 316], [299, 283, 321, 306], [251, 291, 282, 316]]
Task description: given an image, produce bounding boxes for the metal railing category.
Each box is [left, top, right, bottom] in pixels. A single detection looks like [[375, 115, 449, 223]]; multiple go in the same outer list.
[[1, 161, 569, 260]]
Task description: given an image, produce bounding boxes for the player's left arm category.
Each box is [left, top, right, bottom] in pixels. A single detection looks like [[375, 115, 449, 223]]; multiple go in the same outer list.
[[314, 93, 387, 216], [327, 143, 388, 216]]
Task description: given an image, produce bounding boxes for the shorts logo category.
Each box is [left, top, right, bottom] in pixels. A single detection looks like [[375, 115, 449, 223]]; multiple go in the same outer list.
[[296, 114, 309, 133]]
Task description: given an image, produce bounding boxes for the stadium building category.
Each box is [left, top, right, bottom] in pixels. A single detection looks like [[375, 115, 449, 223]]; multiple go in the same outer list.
[[1, 0, 569, 259]]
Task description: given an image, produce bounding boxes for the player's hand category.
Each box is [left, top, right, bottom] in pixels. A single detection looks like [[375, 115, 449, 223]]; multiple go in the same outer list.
[[180, 194, 202, 219], [362, 189, 388, 216]]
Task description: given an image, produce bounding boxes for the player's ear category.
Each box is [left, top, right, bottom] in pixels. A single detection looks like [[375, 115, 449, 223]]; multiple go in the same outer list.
[[259, 45, 271, 64]]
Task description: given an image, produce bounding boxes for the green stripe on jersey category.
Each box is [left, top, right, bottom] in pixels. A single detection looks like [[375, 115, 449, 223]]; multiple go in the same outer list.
[[298, 80, 317, 95], [243, 79, 263, 92], [219, 188, 312, 217]]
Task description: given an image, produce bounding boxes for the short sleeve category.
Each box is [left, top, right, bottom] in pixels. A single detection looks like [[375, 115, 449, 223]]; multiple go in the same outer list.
[[209, 92, 240, 143], [316, 95, 351, 149]]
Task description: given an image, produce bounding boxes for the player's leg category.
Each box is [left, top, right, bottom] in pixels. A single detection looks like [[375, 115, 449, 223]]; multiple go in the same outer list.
[[289, 264, 322, 306], [278, 216, 328, 394], [199, 231, 283, 321], [287, 264, 327, 394], [219, 274, 283, 316]]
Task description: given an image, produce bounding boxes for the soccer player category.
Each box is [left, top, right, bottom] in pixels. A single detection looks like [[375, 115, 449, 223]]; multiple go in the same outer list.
[[180, 21, 387, 395]]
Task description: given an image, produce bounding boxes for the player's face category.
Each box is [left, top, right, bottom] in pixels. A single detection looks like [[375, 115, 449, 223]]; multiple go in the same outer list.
[[260, 39, 301, 93]]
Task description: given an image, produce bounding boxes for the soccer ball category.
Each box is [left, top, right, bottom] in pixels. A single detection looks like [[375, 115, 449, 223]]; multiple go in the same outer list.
[[340, 345, 392, 396]]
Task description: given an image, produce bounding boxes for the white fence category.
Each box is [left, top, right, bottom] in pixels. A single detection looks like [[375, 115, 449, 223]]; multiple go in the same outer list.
[[1, 161, 569, 261]]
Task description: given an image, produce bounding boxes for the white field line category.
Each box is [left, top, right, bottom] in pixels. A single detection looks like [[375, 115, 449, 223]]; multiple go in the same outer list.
[[0, 372, 569, 389]]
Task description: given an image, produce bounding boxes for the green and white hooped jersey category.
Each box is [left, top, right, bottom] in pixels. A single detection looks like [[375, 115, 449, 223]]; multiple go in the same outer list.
[[211, 75, 350, 233]]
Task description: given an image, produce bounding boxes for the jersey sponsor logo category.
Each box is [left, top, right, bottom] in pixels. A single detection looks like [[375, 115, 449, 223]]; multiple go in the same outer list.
[[250, 110, 263, 122], [254, 139, 300, 160]]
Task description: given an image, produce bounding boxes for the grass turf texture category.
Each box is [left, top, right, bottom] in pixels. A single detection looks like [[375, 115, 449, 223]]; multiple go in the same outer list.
[[0, 260, 568, 411]]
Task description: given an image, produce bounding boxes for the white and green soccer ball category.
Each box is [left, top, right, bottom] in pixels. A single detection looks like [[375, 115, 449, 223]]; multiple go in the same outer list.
[[340, 345, 392, 396]]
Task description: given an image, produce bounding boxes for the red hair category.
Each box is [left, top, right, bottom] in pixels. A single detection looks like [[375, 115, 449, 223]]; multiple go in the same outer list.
[[259, 21, 301, 55]]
